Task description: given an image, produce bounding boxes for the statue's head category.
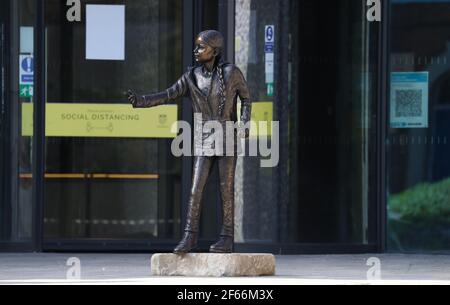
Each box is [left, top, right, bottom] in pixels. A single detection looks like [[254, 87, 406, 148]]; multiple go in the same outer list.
[[194, 30, 224, 65]]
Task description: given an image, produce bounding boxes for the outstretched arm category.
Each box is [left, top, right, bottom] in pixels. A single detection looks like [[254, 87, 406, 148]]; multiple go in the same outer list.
[[127, 72, 190, 108], [127, 90, 168, 108]]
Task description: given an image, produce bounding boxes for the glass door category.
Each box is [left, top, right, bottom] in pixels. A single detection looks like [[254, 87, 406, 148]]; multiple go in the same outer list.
[[0, 0, 35, 249], [234, 0, 380, 249], [387, 0, 450, 252], [43, 0, 184, 249], [292, 0, 379, 244], [0, 0, 7, 243]]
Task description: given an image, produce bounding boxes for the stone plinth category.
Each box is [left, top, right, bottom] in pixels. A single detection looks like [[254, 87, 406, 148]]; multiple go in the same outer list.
[[151, 253, 276, 277]]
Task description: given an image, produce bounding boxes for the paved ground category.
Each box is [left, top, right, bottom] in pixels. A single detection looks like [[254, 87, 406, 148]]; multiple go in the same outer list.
[[0, 253, 449, 284]]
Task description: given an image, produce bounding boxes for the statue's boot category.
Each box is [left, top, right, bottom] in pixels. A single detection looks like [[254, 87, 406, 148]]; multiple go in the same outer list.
[[173, 189, 201, 254], [210, 156, 236, 253], [173, 231, 198, 254], [173, 157, 213, 254], [210, 235, 234, 253], [210, 180, 234, 252]]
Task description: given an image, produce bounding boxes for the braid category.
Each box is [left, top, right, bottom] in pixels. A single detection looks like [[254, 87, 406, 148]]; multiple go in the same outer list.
[[217, 65, 226, 117], [196, 30, 227, 116]]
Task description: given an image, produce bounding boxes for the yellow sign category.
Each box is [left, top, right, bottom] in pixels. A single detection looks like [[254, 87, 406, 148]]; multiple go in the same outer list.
[[22, 103, 178, 138], [238, 101, 273, 137]]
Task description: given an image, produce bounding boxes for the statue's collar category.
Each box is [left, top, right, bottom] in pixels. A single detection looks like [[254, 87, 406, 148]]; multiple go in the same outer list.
[[187, 60, 229, 73]]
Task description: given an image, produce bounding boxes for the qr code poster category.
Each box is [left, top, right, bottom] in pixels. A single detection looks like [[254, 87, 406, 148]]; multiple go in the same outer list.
[[390, 72, 429, 128]]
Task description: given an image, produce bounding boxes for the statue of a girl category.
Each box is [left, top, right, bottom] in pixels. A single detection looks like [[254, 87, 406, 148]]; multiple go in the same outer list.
[[127, 30, 251, 253]]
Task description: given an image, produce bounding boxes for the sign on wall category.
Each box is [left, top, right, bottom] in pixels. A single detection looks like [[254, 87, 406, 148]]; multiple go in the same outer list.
[[265, 25, 275, 94], [19, 55, 34, 98], [390, 72, 429, 129], [22, 103, 178, 138]]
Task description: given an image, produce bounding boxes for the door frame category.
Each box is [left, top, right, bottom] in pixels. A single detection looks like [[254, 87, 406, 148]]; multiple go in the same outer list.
[[0, 0, 35, 252], [230, 0, 387, 254], [376, 0, 390, 253], [32, 0, 45, 252], [19, 0, 388, 254], [0, 0, 11, 247], [41, 0, 218, 253]]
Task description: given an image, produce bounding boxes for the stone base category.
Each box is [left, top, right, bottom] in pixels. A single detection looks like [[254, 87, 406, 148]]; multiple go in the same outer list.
[[151, 253, 276, 277]]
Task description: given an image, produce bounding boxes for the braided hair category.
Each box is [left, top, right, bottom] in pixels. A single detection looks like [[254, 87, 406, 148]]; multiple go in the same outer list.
[[197, 30, 227, 117]]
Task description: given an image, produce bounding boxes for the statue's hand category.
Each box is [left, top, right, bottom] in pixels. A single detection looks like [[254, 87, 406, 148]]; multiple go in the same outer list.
[[127, 90, 137, 106], [127, 90, 168, 108], [237, 121, 250, 139], [126, 90, 143, 108]]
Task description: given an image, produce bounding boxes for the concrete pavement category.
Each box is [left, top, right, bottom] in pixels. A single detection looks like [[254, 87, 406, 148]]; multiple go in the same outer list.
[[0, 253, 449, 284]]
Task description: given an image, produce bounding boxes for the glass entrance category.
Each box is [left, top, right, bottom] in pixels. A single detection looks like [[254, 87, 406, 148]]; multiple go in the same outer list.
[[387, 0, 450, 252], [42, 0, 184, 247], [0, 0, 35, 248], [0, 0, 7, 243], [234, 0, 380, 249]]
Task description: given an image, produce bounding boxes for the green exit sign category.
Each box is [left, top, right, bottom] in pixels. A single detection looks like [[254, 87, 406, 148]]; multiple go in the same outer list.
[[267, 83, 274, 97], [20, 84, 33, 98]]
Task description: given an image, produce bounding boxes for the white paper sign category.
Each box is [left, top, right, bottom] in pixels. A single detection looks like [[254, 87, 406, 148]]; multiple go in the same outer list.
[[86, 5, 125, 61], [20, 27, 34, 54]]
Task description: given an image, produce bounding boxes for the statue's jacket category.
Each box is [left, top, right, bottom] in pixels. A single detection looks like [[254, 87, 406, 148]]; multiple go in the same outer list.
[[133, 62, 252, 156]]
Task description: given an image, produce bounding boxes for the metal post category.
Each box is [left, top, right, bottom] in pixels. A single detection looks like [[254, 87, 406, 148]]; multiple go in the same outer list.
[[218, 0, 235, 64], [276, 0, 290, 243], [181, 0, 195, 238], [32, 0, 45, 252], [377, 0, 390, 253]]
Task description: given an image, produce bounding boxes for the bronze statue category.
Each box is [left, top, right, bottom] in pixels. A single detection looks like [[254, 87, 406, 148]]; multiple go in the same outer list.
[[127, 30, 251, 253]]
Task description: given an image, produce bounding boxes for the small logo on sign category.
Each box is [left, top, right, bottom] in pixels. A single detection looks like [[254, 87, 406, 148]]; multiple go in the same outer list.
[[159, 114, 168, 126], [21, 57, 33, 73], [266, 26, 274, 42]]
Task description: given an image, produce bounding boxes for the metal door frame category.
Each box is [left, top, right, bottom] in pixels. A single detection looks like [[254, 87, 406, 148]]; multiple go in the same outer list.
[[16, 0, 388, 254]]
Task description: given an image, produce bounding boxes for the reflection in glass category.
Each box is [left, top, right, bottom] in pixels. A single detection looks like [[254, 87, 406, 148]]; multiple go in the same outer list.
[[388, 0, 450, 252], [44, 0, 183, 240], [0, 0, 35, 243], [235, 0, 378, 245]]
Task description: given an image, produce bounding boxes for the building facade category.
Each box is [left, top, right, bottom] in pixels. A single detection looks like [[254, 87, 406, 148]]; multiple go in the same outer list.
[[0, 0, 448, 253]]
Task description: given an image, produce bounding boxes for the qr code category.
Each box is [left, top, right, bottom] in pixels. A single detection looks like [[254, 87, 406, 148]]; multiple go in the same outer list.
[[395, 89, 423, 118]]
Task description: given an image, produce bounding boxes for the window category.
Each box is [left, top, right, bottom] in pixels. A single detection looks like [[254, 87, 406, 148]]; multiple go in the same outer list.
[[387, 0, 450, 252], [1, 0, 35, 245], [43, 0, 183, 241], [235, 0, 379, 245]]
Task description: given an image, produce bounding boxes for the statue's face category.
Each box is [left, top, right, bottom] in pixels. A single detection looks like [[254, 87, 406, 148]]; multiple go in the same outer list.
[[194, 37, 216, 64]]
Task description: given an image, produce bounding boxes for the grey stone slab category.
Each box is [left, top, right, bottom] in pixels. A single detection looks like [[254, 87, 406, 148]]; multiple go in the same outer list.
[[0, 253, 449, 283], [151, 253, 276, 277]]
